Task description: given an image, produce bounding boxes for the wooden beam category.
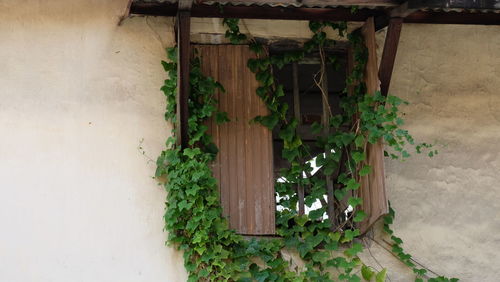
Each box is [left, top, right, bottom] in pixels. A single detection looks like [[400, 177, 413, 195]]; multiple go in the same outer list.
[[193, 5, 382, 21], [177, 11, 191, 148], [292, 62, 301, 124], [131, 3, 383, 21], [178, 0, 193, 10], [404, 10, 500, 25], [390, 1, 418, 18], [197, 0, 399, 6], [131, 2, 177, 16], [130, 2, 500, 26], [408, 0, 500, 10], [292, 62, 305, 216], [378, 17, 403, 96], [374, 1, 416, 31]]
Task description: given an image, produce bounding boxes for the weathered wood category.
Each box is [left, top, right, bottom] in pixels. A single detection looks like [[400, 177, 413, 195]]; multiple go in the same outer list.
[[178, 0, 193, 10], [197, 45, 275, 235], [358, 17, 388, 235], [297, 184, 305, 216], [292, 62, 301, 124], [131, 2, 500, 26], [131, 3, 384, 21], [379, 17, 403, 97], [292, 62, 305, 216], [177, 11, 191, 148], [404, 10, 500, 25], [390, 1, 418, 18], [197, 0, 399, 6], [408, 0, 500, 10]]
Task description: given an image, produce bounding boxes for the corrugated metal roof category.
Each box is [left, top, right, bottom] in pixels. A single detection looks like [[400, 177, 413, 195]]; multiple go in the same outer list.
[[419, 6, 500, 13], [133, 0, 500, 12], [198, 0, 394, 8], [132, 0, 398, 9]]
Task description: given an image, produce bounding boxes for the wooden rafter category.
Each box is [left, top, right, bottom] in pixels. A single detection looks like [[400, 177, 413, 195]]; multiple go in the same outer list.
[[178, 0, 193, 10], [176, 11, 191, 148], [390, 1, 418, 18], [131, 2, 500, 26], [405, 10, 500, 25], [378, 17, 403, 97], [131, 3, 384, 21], [196, 0, 400, 6]]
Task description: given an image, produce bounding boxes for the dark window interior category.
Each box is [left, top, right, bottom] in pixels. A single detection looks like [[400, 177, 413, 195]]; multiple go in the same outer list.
[[272, 50, 348, 174]]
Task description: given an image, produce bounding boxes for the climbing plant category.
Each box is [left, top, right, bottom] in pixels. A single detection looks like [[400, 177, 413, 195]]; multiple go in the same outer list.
[[155, 18, 457, 282]]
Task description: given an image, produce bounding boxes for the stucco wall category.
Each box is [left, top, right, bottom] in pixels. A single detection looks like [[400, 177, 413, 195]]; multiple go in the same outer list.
[[0, 1, 186, 281], [379, 24, 500, 281]]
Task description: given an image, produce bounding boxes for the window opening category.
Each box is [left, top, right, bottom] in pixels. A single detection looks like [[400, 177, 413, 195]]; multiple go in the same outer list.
[[272, 48, 354, 228]]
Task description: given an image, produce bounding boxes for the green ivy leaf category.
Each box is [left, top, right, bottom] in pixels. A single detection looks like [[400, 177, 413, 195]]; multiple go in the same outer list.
[[344, 242, 363, 257], [352, 152, 366, 163], [348, 197, 363, 208], [312, 251, 330, 263], [305, 234, 324, 249], [346, 179, 361, 190], [330, 115, 343, 128], [353, 211, 367, 223], [294, 215, 309, 227], [402, 150, 411, 158], [311, 122, 323, 135], [341, 132, 355, 146], [183, 148, 201, 159], [375, 269, 387, 282], [414, 268, 427, 276], [342, 229, 360, 243], [335, 188, 347, 200], [361, 264, 375, 281], [329, 232, 341, 242], [355, 135, 365, 148], [391, 235, 403, 245], [359, 165, 371, 176], [255, 271, 271, 282], [309, 208, 326, 220]]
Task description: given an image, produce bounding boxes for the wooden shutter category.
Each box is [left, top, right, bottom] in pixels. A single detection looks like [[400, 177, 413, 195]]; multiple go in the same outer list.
[[358, 18, 389, 234], [197, 45, 275, 235]]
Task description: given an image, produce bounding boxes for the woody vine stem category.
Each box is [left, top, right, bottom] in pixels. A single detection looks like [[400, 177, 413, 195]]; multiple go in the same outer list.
[[155, 17, 457, 282]]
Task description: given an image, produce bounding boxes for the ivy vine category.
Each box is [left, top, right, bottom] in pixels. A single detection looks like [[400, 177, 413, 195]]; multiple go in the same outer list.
[[155, 17, 458, 282]]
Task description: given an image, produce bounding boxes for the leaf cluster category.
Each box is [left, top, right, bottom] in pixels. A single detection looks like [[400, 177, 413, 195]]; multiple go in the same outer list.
[[155, 17, 455, 282]]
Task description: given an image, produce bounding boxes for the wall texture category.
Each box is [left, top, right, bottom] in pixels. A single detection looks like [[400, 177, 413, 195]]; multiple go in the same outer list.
[[379, 24, 500, 281], [0, 1, 186, 281]]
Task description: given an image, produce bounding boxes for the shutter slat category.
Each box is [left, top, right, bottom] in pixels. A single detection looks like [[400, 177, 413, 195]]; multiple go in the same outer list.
[[197, 45, 275, 235]]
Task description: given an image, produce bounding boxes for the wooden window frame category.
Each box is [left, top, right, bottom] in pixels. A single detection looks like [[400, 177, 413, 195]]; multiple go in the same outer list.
[[180, 17, 390, 236]]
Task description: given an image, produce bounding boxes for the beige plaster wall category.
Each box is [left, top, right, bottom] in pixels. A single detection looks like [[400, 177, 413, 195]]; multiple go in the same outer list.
[[378, 24, 500, 281], [191, 18, 362, 44], [0, 1, 186, 281]]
